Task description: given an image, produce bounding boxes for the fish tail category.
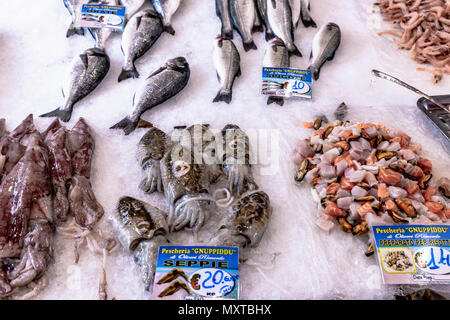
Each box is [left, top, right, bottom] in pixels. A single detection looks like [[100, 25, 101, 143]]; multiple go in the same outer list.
[[222, 28, 233, 39], [288, 43, 302, 57], [307, 65, 320, 81], [265, 30, 275, 41], [301, 16, 317, 28], [66, 24, 84, 37], [40, 107, 72, 122], [212, 89, 232, 104], [109, 117, 138, 135], [267, 96, 284, 106], [163, 24, 175, 35], [118, 66, 139, 82], [243, 40, 257, 52]]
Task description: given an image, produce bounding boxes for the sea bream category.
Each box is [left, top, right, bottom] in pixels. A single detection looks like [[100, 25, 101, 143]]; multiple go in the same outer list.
[[40, 48, 110, 122], [213, 35, 241, 104], [263, 38, 290, 106], [110, 57, 190, 135], [256, 0, 275, 40], [267, 0, 301, 56], [118, 9, 164, 82], [230, 0, 257, 51], [151, 0, 181, 35], [308, 22, 341, 80], [215, 0, 234, 38]]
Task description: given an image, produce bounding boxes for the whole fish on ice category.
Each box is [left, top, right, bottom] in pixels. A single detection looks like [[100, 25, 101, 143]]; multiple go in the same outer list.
[[308, 22, 341, 80], [215, 0, 234, 38], [263, 38, 290, 106], [110, 57, 190, 135], [118, 9, 164, 82], [267, 0, 301, 56], [213, 35, 241, 104], [151, 0, 181, 35], [40, 48, 110, 122], [230, 0, 257, 51]]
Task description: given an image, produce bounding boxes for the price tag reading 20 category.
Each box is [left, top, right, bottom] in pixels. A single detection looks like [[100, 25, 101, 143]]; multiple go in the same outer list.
[[190, 268, 237, 297]]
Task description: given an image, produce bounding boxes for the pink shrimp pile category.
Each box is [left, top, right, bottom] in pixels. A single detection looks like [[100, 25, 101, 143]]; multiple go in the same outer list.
[[376, 0, 450, 83]]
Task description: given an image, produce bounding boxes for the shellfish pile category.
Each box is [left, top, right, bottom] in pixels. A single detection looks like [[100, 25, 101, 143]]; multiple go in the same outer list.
[[294, 116, 450, 237]]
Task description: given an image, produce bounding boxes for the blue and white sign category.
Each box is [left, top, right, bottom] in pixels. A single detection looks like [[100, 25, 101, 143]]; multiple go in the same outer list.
[[372, 225, 450, 284], [261, 67, 312, 100], [77, 3, 126, 31]]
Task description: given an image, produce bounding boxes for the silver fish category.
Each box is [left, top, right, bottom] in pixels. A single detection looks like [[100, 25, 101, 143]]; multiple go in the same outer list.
[[230, 0, 257, 51], [40, 48, 110, 122], [288, 0, 300, 28], [63, 0, 87, 37], [120, 0, 146, 20], [263, 38, 289, 106], [151, 0, 181, 35], [299, 0, 316, 28], [256, 0, 275, 40], [110, 57, 190, 135], [118, 9, 164, 82], [213, 35, 241, 104], [215, 0, 234, 38], [267, 0, 301, 56], [87, 0, 119, 49], [308, 22, 341, 80]]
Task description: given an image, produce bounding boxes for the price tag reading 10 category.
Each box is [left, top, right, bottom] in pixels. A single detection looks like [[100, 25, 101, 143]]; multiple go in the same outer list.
[[190, 268, 237, 297]]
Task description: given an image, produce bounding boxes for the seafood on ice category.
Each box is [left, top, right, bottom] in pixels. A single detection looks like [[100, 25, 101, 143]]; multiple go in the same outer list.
[[112, 124, 272, 291], [376, 0, 450, 83], [0, 116, 112, 300], [294, 108, 450, 239]]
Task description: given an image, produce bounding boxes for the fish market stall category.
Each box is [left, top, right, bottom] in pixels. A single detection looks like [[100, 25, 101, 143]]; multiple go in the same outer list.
[[0, 0, 449, 300]]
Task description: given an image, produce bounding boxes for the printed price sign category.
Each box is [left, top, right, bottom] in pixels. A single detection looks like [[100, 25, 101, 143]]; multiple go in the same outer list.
[[77, 3, 126, 30], [372, 225, 450, 284], [152, 246, 239, 300], [261, 67, 312, 100]]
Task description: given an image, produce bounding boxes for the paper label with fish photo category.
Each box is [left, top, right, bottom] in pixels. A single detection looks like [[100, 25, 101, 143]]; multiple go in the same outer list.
[[261, 67, 312, 100], [372, 225, 450, 285], [152, 246, 239, 300], [77, 4, 126, 31]]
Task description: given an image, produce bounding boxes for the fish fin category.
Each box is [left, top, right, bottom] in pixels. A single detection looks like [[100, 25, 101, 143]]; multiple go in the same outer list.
[[327, 49, 337, 61], [236, 67, 242, 78], [118, 66, 140, 82], [252, 24, 264, 34], [307, 65, 320, 81], [301, 16, 317, 28], [132, 93, 136, 106], [265, 31, 275, 41], [109, 117, 138, 135], [79, 54, 89, 69], [270, 0, 276, 9], [289, 44, 302, 57], [66, 24, 84, 38], [243, 40, 257, 52], [212, 90, 232, 104], [267, 96, 284, 106], [61, 88, 65, 98], [40, 107, 72, 122], [147, 66, 167, 79], [136, 16, 142, 30], [216, 72, 221, 82], [136, 118, 153, 129], [163, 24, 175, 35], [309, 50, 313, 59]]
